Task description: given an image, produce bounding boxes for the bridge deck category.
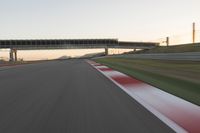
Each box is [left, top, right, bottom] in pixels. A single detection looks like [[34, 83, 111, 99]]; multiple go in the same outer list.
[[0, 39, 158, 49]]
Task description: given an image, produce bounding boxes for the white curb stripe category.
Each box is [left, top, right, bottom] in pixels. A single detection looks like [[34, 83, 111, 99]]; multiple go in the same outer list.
[[87, 60, 200, 133]]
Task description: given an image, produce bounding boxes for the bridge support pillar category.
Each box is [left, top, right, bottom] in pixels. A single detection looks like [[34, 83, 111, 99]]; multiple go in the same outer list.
[[105, 47, 108, 55], [9, 49, 14, 62], [14, 49, 17, 61], [9, 49, 17, 62]]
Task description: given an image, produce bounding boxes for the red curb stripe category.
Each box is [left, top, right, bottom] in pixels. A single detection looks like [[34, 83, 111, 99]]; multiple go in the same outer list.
[[156, 104, 200, 133], [94, 64, 103, 66], [111, 76, 142, 85], [88, 60, 200, 133]]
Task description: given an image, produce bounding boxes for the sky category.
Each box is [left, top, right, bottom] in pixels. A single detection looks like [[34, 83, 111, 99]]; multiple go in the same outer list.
[[0, 0, 200, 60], [0, 0, 200, 41]]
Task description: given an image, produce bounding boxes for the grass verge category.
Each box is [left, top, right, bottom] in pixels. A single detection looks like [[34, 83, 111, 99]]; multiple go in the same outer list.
[[95, 57, 200, 106]]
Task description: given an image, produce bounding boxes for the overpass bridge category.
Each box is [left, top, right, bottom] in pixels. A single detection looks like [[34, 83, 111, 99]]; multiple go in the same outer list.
[[0, 39, 158, 61]]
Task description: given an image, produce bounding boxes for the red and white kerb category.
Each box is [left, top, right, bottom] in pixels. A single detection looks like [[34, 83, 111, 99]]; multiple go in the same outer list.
[[87, 60, 200, 133]]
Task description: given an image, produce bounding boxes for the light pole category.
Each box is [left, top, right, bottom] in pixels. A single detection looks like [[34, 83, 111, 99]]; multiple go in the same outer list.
[[193, 22, 195, 44]]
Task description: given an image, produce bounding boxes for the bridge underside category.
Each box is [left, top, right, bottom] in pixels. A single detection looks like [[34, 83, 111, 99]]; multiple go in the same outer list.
[[0, 39, 158, 61]]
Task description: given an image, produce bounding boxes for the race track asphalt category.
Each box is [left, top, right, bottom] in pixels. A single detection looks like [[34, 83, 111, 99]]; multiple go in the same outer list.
[[0, 59, 174, 133]]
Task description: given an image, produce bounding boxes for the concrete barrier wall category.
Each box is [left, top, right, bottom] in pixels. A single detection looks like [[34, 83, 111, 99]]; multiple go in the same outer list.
[[118, 52, 200, 61]]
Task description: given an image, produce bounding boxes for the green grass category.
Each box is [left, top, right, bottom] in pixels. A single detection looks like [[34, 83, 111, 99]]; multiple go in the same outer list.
[[95, 57, 200, 106]]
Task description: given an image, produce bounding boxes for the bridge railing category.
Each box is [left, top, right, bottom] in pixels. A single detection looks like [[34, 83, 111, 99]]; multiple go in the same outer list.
[[0, 39, 119, 49]]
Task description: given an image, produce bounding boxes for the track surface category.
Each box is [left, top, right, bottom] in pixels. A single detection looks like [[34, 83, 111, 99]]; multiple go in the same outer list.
[[0, 59, 174, 133]]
